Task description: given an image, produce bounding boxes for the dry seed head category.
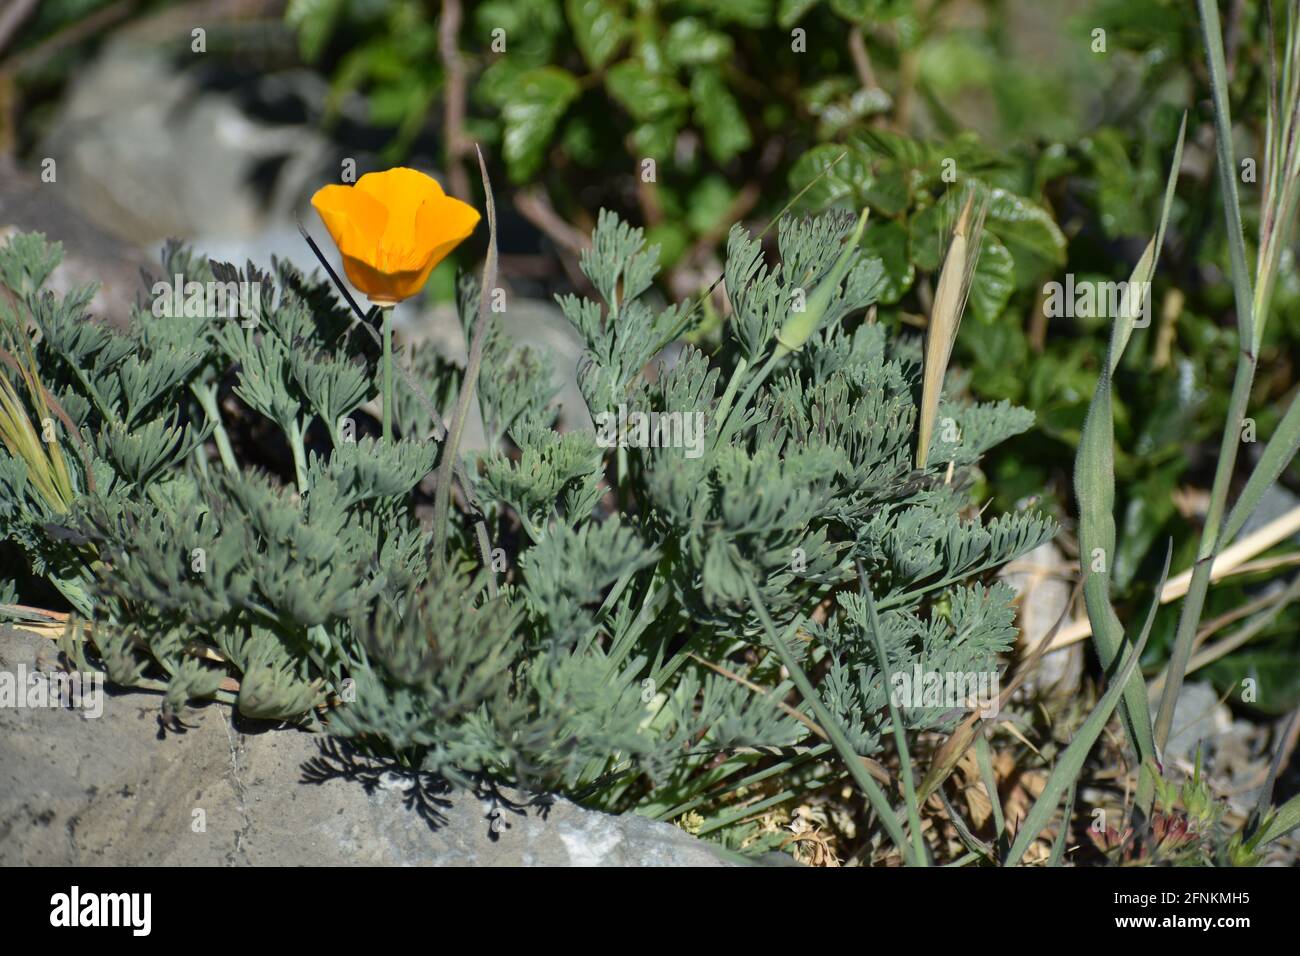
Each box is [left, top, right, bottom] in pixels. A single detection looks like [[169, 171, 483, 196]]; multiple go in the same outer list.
[[916, 190, 987, 470], [0, 331, 76, 511], [1255, 0, 1300, 347]]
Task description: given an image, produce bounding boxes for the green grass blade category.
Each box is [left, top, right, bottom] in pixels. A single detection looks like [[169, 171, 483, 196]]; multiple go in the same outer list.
[[1197, 0, 1257, 350], [646, 745, 830, 822], [858, 566, 928, 865], [974, 731, 1007, 855], [1254, 791, 1300, 847], [1157, 3, 1270, 756], [1073, 115, 1185, 806], [1219, 388, 1300, 547], [1049, 783, 1077, 867], [742, 574, 915, 864], [937, 787, 994, 861], [1004, 542, 1170, 867], [1250, 710, 1298, 837]]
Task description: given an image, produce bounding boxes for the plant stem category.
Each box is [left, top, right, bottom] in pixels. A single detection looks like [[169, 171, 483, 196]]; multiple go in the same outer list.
[[191, 382, 236, 472], [974, 731, 1007, 855], [858, 567, 928, 865], [381, 306, 394, 443], [742, 574, 914, 864], [713, 349, 782, 451], [711, 355, 749, 437], [432, 146, 498, 566], [1154, 358, 1255, 755], [1156, 1, 1265, 756], [287, 418, 309, 493]]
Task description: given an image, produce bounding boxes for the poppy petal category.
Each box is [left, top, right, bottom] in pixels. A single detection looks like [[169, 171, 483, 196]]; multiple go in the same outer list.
[[314, 168, 477, 305], [311, 185, 388, 263], [340, 253, 428, 306], [356, 168, 445, 254], [416, 193, 481, 262]]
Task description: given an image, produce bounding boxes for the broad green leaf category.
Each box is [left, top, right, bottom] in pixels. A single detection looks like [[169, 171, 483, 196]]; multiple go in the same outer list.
[[907, 199, 948, 272], [286, 0, 343, 62], [645, 223, 690, 268], [907, 184, 1046, 287], [960, 320, 1031, 403], [778, 0, 821, 26], [861, 219, 914, 304], [567, 0, 631, 69], [475, 56, 527, 106], [830, 0, 883, 19], [499, 67, 581, 182], [690, 69, 752, 163], [709, 0, 774, 27], [967, 233, 1015, 323], [664, 17, 734, 66], [860, 164, 911, 217], [631, 115, 681, 161], [788, 142, 910, 216], [560, 115, 602, 167], [859, 127, 944, 171], [474, 0, 566, 61], [788, 144, 868, 210], [983, 187, 1067, 285], [606, 61, 690, 121], [686, 176, 736, 234], [368, 81, 426, 128], [1081, 128, 1148, 238]]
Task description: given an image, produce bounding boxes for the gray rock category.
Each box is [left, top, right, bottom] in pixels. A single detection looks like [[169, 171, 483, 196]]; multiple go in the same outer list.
[[0, 159, 152, 322], [1239, 481, 1300, 547], [38, 32, 330, 247], [0, 630, 731, 866], [999, 541, 1083, 695], [1154, 681, 1231, 770], [1148, 682, 1277, 819]]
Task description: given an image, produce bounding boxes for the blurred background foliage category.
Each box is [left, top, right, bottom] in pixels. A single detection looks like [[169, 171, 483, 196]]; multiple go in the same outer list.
[[3, 0, 1299, 712]]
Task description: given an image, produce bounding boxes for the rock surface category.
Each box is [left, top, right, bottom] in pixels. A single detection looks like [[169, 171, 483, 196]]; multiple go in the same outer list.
[[0, 159, 153, 322], [999, 540, 1082, 695], [0, 630, 730, 866]]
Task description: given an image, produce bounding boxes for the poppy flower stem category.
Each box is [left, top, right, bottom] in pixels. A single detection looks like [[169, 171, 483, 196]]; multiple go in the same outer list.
[[287, 418, 309, 493], [710, 355, 749, 446], [712, 349, 780, 452], [380, 306, 394, 443]]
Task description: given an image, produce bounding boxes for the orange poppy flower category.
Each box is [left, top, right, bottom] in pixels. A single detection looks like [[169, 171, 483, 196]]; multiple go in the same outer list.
[[311, 167, 480, 306]]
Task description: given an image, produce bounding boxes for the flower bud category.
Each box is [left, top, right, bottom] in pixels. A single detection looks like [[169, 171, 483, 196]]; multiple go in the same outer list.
[[774, 208, 870, 356]]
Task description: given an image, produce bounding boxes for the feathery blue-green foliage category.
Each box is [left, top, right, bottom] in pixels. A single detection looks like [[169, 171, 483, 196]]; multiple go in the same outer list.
[[0, 212, 1050, 850]]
